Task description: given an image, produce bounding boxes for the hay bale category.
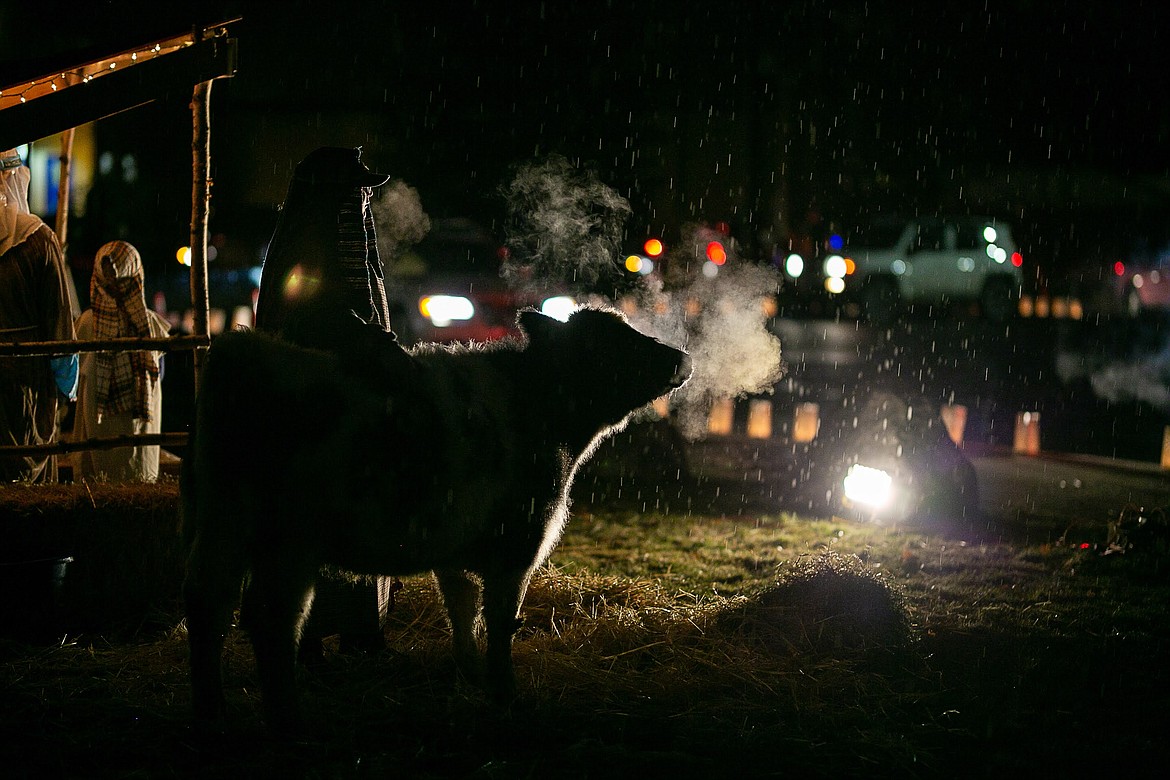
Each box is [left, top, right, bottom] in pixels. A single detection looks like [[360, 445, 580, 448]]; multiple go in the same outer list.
[[726, 551, 913, 658], [0, 481, 184, 636]]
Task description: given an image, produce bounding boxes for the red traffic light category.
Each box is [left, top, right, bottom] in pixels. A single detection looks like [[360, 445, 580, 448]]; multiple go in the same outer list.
[[643, 238, 664, 257]]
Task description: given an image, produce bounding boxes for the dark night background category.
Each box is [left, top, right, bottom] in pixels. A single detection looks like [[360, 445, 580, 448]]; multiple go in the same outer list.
[[6, 9, 1170, 775], [3, 0, 1169, 288]]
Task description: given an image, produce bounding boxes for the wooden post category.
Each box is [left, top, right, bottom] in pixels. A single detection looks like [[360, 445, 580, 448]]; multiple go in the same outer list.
[[54, 128, 74, 250], [189, 79, 213, 391]]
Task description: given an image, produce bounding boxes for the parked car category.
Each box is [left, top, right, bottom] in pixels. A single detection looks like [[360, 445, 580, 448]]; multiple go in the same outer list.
[[785, 216, 1025, 323], [385, 218, 575, 345], [1111, 242, 1170, 318]]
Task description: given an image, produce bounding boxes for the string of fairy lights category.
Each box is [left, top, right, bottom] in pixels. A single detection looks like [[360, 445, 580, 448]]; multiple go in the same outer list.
[[0, 40, 187, 110]]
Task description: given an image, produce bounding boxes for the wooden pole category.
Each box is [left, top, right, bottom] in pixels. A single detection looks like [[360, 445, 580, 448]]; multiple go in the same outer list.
[[54, 128, 75, 250], [189, 79, 213, 391]]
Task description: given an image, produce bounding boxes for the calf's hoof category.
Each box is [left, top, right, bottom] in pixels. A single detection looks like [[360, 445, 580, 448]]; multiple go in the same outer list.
[[191, 690, 228, 724], [263, 705, 305, 737], [298, 636, 326, 669], [485, 670, 519, 706]]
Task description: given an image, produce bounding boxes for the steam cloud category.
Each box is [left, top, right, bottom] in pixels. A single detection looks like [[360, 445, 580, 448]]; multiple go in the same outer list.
[[500, 160, 784, 439], [626, 255, 785, 440], [1069, 346, 1170, 412], [371, 180, 431, 255], [501, 155, 630, 293]]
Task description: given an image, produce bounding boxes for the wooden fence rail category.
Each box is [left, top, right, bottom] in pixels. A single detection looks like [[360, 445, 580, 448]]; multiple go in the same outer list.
[[0, 336, 206, 460], [0, 334, 210, 358], [1, 433, 189, 458]]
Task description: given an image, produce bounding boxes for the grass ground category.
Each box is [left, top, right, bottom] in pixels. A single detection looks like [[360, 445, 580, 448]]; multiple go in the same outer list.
[[2, 435, 1168, 778]]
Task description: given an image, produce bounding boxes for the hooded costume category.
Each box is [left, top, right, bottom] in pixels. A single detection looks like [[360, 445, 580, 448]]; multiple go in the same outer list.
[[255, 146, 393, 343], [0, 148, 77, 483], [254, 147, 409, 656], [73, 240, 171, 482]]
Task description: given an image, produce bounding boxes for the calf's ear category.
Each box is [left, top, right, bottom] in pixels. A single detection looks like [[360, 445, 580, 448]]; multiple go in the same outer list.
[[517, 308, 563, 345]]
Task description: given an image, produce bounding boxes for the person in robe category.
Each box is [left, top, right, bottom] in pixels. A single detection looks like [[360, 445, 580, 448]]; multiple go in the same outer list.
[[256, 146, 393, 343], [255, 146, 410, 656], [0, 147, 77, 483], [73, 240, 171, 482]]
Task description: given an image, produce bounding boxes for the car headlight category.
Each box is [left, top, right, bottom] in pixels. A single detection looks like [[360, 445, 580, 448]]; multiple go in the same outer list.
[[843, 463, 893, 508], [540, 295, 577, 322], [419, 295, 474, 326], [823, 254, 847, 279]]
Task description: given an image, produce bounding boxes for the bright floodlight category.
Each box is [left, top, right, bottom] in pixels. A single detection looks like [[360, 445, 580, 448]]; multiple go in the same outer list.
[[983, 226, 998, 243], [419, 295, 474, 326], [785, 253, 804, 278], [540, 295, 577, 322], [843, 464, 893, 508]]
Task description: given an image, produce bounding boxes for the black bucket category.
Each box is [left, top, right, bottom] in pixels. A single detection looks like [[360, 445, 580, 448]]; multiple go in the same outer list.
[[0, 556, 73, 642]]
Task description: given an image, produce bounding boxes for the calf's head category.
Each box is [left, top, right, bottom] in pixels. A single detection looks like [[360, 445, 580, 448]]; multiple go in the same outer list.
[[518, 306, 691, 430]]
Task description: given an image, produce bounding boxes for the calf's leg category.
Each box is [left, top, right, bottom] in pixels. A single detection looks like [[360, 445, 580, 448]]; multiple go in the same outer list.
[[242, 555, 317, 733], [480, 567, 533, 703], [184, 535, 248, 722], [434, 568, 482, 680]]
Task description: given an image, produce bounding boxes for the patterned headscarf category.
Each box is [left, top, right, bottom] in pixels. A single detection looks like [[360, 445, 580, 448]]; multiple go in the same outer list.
[[90, 240, 159, 421], [1, 149, 45, 256]]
